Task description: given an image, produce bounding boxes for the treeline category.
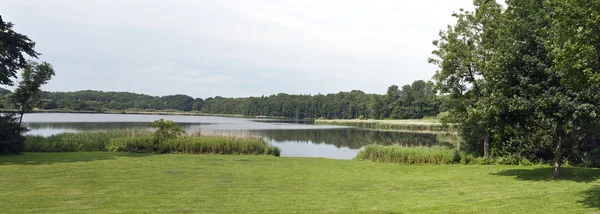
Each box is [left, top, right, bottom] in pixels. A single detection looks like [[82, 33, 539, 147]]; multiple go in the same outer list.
[[37, 91, 204, 112], [0, 80, 446, 119]]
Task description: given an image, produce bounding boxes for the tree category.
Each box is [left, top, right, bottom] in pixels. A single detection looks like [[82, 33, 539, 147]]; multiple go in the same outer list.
[[0, 15, 39, 86], [429, 0, 503, 157], [148, 119, 186, 150], [11, 61, 55, 126], [543, 0, 600, 177], [0, 113, 27, 155]]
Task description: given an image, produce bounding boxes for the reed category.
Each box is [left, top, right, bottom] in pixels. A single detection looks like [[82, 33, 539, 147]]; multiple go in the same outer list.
[[26, 130, 280, 156], [160, 136, 278, 156], [107, 137, 156, 153], [355, 145, 460, 165], [315, 119, 457, 133], [25, 129, 153, 152]]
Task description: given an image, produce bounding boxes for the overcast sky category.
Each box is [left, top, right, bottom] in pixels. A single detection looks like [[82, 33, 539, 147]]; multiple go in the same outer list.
[[2, 0, 475, 98]]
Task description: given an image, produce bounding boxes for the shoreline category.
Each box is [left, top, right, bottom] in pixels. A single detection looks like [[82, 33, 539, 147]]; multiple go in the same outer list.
[[1, 109, 290, 119]]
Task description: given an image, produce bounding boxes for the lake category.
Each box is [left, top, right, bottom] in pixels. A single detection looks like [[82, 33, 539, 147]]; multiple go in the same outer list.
[[22, 113, 457, 159]]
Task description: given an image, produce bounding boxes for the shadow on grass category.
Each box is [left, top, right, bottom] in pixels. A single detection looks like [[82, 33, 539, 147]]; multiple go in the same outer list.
[[0, 152, 152, 165], [490, 167, 600, 183], [492, 167, 600, 211], [579, 185, 600, 210]]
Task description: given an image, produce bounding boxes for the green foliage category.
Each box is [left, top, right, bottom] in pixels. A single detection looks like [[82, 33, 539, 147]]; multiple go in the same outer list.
[[429, 0, 504, 158], [107, 137, 156, 153], [0, 15, 39, 86], [355, 145, 460, 165], [582, 148, 600, 168], [147, 119, 185, 149], [11, 61, 55, 123], [267, 146, 281, 157], [431, 0, 600, 177], [160, 136, 277, 156], [25, 129, 152, 152], [0, 113, 27, 155], [24, 80, 445, 120]]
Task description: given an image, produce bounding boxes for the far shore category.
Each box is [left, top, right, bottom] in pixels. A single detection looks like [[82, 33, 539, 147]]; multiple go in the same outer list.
[[0, 109, 291, 119]]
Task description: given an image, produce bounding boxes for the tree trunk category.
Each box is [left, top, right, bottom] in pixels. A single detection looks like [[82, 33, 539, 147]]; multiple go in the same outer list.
[[483, 131, 490, 158], [18, 112, 25, 134], [553, 132, 563, 179], [19, 112, 24, 126]]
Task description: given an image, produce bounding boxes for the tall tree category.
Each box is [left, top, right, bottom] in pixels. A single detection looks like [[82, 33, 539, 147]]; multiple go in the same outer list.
[[11, 61, 55, 126], [0, 15, 39, 86], [543, 0, 600, 177], [429, 0, 503, 157]]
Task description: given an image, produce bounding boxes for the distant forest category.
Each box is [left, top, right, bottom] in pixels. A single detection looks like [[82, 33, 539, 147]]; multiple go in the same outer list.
[[0, 80, 446, 119]]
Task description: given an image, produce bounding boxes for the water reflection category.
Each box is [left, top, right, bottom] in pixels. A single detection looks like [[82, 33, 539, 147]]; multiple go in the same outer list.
[[257, 129, 458, 149], [22, 113, 459, 159]]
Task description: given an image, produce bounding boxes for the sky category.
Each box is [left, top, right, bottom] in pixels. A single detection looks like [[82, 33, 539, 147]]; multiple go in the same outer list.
[[2, 0, 475, 98]]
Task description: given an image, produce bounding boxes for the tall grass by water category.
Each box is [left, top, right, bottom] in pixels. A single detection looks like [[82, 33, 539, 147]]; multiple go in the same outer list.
[[161, 136, 279, 156], [107, 136, 279, 156], [315, 119, 456, 132], [355, 145, 460, 165], [25, 129, 151, 152], [26, 130, 280, 156]]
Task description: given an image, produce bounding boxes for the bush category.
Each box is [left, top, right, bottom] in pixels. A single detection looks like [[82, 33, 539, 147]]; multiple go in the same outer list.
[[582, 148, 600, 168], [0, 113, 27, 155], [355, 145, 459, 165], [148, 119, 186, 146], [107, 137, 156, 153], [267, 146, 281, 157]]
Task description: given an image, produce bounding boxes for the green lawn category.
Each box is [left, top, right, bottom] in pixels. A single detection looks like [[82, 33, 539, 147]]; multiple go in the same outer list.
[[0, 153, 599, 213]]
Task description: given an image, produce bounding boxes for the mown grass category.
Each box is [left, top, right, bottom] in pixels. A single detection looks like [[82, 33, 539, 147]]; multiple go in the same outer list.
[[355, 145, 460, 165], [25, 130, 280, 156], [0, 153, 598, 213], [315, 119, 456, 132]]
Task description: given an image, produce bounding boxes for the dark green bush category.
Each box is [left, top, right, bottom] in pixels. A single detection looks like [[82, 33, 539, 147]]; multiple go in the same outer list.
[[355, 145, 459, 165], [0, 113, 27, 155], [267, 146, 281, 157], [582, 148, 600, 168]]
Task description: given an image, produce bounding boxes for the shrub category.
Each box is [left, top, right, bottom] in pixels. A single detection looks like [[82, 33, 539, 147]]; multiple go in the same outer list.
[[459, 152, 476, 165], [148, 119, 186, 150], [267, 146, 281, 157], [107, 137, 156, 153], [355, 145, 459, 165], [0, 113, 27, 155]]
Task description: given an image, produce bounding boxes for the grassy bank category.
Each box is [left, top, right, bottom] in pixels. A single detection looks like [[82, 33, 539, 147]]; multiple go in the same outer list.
[[25, 130, 279, 156], [315, 119, 456, 132], [0, 153, 598, 213]]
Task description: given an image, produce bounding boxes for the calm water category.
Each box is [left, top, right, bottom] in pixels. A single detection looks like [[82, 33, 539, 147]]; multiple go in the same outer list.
[[22, 113, 457, 159]]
